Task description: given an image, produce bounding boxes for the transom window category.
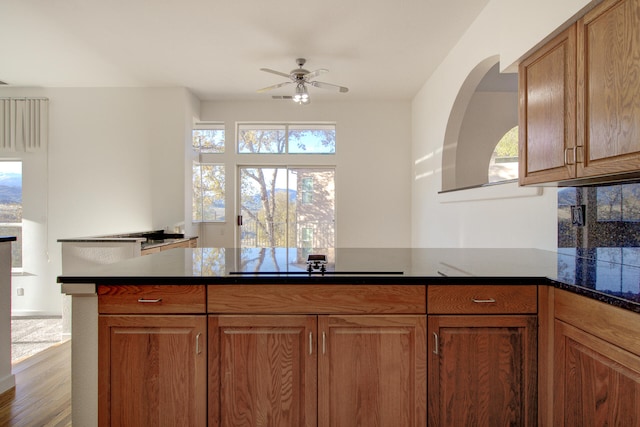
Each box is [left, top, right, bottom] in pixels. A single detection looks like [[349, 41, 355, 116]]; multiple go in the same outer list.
[[237, 123, 336, 154], [193, 122, 225, 153]]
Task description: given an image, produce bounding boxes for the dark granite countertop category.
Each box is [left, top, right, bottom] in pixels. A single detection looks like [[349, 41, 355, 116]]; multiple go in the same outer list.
[[56, 247, 640, 314], [0, 236, 17, 242]]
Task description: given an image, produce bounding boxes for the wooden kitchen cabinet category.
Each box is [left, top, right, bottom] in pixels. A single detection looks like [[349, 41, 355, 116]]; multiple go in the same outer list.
[[97, 285, 207, 427], [141, 237, 198, 255], [553, 289, 640, 425], [576, 0, 640, 178], [208, 314, 426, 427], [519, 0, 640, 185], [207, 284, 427, 427], [519, 25, 576, 185], [318, 315, 427, 427], [427, 285, 538, 426], [208, 315, 317, 427]]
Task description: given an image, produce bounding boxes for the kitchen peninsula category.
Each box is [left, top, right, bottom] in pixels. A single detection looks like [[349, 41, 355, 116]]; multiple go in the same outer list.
[[58, 247, 640, 426]]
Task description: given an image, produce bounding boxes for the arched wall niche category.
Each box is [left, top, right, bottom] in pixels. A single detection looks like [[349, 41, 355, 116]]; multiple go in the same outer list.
[[441, 55, 518, 191]]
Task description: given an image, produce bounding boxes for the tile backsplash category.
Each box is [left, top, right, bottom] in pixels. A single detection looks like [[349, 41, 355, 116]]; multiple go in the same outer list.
[[558, 180, 640, 289], [558, 182, 640, 249]]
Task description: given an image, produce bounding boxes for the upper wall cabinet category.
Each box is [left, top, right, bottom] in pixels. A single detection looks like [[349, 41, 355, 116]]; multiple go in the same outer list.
[[519, 0, 640, 185], [577, 0, 640, 178], [519, 26, 577, 185]]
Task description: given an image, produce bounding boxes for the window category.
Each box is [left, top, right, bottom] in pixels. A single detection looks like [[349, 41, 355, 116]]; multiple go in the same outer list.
[[488, 126, 519, 183], [193, 122, 224, 153], [238, 123, 336, 154], [0, 161, 22, 268], [193, 163, 225, 222], [239, 167, 335, 250]]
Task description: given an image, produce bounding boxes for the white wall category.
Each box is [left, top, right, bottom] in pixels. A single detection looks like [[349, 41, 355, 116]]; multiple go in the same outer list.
[[411, 0, 594, 249], [198, 99, 412, 248], [454, 91, 518, 189], [0, 87, 196, 316]]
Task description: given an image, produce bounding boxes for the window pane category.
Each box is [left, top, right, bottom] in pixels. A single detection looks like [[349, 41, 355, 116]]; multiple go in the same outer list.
[[292, 168, 335, 249], [0, 161, 22, 267], [193, 123, 224, 153], [288, 124, 336, 154], [488, 126, 518, 183], [239, 167, 335, 251], [193, 163, 225, 222], [238, 124, 286, 153]]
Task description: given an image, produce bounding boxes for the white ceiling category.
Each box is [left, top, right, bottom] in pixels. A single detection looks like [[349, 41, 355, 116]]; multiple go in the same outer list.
[[0, 0, 490, 101]]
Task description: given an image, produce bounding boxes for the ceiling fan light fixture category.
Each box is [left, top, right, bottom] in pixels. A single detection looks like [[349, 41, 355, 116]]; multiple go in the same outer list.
[[293, 84, 310, 104]]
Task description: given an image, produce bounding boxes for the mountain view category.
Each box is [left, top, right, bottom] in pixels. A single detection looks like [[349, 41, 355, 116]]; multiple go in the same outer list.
[[0, 171, 22, 222]]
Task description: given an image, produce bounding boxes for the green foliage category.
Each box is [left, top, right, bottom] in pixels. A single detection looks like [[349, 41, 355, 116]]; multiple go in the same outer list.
[[494, 126, 519, 157]]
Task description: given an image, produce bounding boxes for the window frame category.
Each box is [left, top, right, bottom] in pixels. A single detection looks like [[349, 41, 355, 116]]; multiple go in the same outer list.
[[237, 122, 337, 155]]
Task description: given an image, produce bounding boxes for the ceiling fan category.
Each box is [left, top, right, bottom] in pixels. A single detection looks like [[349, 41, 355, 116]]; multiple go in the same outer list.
[[257, 58, 349, 104]]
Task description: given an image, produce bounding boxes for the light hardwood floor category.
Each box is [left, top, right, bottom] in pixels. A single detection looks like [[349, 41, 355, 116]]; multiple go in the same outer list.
[[0, 340, 71, 426]]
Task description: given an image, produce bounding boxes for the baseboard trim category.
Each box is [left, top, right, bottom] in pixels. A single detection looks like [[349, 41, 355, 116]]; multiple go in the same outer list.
[[0, 373, 15, 394], [11, 310, 62, 317]]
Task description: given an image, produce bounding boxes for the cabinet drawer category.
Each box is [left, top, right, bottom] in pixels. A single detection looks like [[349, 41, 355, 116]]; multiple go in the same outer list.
[[98, 285, 206, 314], [427, 285, 537, 314], [208, 284, 426, 314]]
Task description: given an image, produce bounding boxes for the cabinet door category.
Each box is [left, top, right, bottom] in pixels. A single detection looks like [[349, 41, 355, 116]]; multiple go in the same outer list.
[[209, 315, 317, 427], [519, 25, 576, 185], [98, 315, 207, 427], [428, 315, 537, 427], [577, 0, 640, 177], [554, 319, 640, 425], [318, 315, 427, 427]]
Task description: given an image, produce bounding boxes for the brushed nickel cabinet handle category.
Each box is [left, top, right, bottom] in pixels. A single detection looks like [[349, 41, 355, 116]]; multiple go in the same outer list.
[[196, 332, 202, 355], [564, 147, 576, 165], [137, 298, 163, 303], [433, 332, 439, 355], [472, 298, 496, 304], [322, 331, 326, 355], [309, 332, 313, 355]]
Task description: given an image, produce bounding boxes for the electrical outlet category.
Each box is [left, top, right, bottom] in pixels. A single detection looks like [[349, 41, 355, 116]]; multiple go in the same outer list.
[[16, 288, 24, 296], [571, 205, 586, 227]]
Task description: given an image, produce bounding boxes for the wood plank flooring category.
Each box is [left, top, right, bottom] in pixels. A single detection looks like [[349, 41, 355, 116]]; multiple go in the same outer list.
[[0, 340, 71, 426]]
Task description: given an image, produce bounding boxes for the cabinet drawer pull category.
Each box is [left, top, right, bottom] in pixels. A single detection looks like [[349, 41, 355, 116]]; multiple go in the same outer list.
[[309, 332, 313, 355], [137, 298, 163, 303], [196, 332, 202, 355], [472, 298, 496, 304]]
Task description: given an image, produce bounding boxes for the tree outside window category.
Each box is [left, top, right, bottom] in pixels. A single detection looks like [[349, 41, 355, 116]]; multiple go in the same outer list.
[[488, 126, 519, 183], [193, 163, 225, 222]]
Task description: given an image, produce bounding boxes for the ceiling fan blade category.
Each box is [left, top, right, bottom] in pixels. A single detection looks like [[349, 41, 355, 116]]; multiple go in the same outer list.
[[259, 68, 292, 79], [309, 81, 349, 93], [303, 68, 328, 79], [257, 81, 292, 93]]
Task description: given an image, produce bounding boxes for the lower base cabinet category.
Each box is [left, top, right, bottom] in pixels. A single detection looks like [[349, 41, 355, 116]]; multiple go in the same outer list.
[[427, 315, 538, 426], [98, 315, 207, 426], [208, 315, 317, 427], [553, 289, 640, 425], [208, 314, 427, 427]]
